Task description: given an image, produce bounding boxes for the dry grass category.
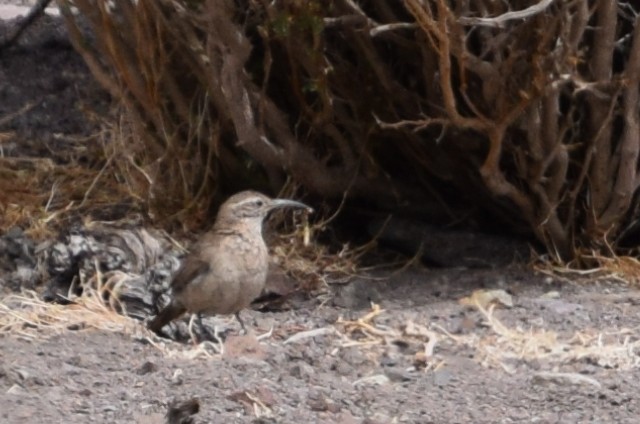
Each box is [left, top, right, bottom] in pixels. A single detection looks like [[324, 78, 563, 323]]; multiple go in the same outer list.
[[0, 290, 140, 340], [334, 302, 640, 372], [0, 130, 144, 240], [0, 290, 222, 360], [271, 237, 363, 293], [268, 184, 380, 293], [442, 303, 640, 372], [534, 246, 640, 286]]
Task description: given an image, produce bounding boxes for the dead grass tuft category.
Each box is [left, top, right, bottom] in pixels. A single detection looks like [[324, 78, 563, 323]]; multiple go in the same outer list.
[[534, 246, 640, 286], [0, 290, 140, 340], [334, 302, 640, 372], [269, 184, 393, 293], [271, 236, 361, 292], [0, 290, 228, 360], [0, 130, 145, 240], [442, 302, 640, 372]]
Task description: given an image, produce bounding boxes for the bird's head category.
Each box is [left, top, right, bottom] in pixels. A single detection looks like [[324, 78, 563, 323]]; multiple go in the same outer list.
[[215, 190, 312, 230]]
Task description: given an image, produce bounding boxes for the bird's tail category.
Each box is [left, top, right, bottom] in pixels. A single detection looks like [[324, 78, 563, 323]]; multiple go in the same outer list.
[[148, 301, 187, 334]]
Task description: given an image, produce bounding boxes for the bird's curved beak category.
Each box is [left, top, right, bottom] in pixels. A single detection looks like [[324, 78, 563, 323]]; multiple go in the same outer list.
[[270, 198, 313, 214]]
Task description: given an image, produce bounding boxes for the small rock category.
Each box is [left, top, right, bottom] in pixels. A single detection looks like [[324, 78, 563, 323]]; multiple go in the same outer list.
[[136, 361, 158, 375], [353, 374, 390, 387], [166, 398, 199, 424], [67, 323, 85, 331], [332, 279, 381, 310], [252, 418, 278, 424], [170, 369, 183, 386], [15, 367, 29, 380], [379, 355, 397, 367], [223, 334, 267, 361], [307, 397, 328, 412], [133, 413, 164, 424], [540, 291, 560, 299], [306, 389, 340, 413], [335, 411, 359, 424], [332, 360, 353, 376], [6, 384, 27, 395], [65, 356, 83, 367], [289, 362, 315, 380], [431, 369, 454, 387], [341, 348, 368, 366], [362, 417, 388, 424], [459, 288, 513, 309], [384, 368, 414, 382]]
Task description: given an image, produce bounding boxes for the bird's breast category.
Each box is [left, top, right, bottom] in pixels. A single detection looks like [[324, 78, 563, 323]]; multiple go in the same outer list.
[[179, 233, 269, 315]]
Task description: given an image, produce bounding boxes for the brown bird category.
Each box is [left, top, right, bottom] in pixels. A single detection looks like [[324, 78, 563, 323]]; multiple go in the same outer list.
[[148, 190, 311, 337]]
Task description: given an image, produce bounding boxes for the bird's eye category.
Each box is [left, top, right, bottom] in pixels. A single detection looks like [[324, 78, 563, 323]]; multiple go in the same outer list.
[[255, 200, 264, 207]]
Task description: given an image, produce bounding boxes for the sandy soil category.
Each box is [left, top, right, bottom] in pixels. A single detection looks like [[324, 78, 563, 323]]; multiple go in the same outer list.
[[3, 10, 640, 424]]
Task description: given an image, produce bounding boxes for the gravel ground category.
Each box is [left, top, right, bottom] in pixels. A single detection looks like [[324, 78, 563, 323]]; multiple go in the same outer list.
[[3, 268, 640, 423]]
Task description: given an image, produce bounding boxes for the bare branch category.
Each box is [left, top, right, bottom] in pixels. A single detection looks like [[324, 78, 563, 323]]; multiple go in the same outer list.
[[370, 22, 417, 37], [458, 0, 556, 28]]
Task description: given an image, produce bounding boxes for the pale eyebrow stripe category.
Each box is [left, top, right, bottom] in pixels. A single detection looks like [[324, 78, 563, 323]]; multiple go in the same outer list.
[[236, 197, 259, 208]]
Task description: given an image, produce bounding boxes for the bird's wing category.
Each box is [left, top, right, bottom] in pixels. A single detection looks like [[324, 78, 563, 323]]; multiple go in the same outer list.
[[170, 256, 211, 294]]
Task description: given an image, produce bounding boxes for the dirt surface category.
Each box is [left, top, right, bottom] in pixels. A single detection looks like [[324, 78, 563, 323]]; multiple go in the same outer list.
[[3, 269, 640, 423], [0, 10, 107, 156], [3, 10, 640, 424]]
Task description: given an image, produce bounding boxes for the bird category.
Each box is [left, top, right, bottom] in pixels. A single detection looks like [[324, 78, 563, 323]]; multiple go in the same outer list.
[[148, 190, 312, 338]]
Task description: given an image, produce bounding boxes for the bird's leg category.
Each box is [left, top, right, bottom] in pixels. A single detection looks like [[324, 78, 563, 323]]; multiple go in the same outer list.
[[234, 312, 247, 334], [197, 313, 222, 344]]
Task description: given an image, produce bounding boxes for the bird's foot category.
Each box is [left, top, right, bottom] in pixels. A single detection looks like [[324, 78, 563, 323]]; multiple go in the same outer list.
[[193, 314, 235, 346]]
